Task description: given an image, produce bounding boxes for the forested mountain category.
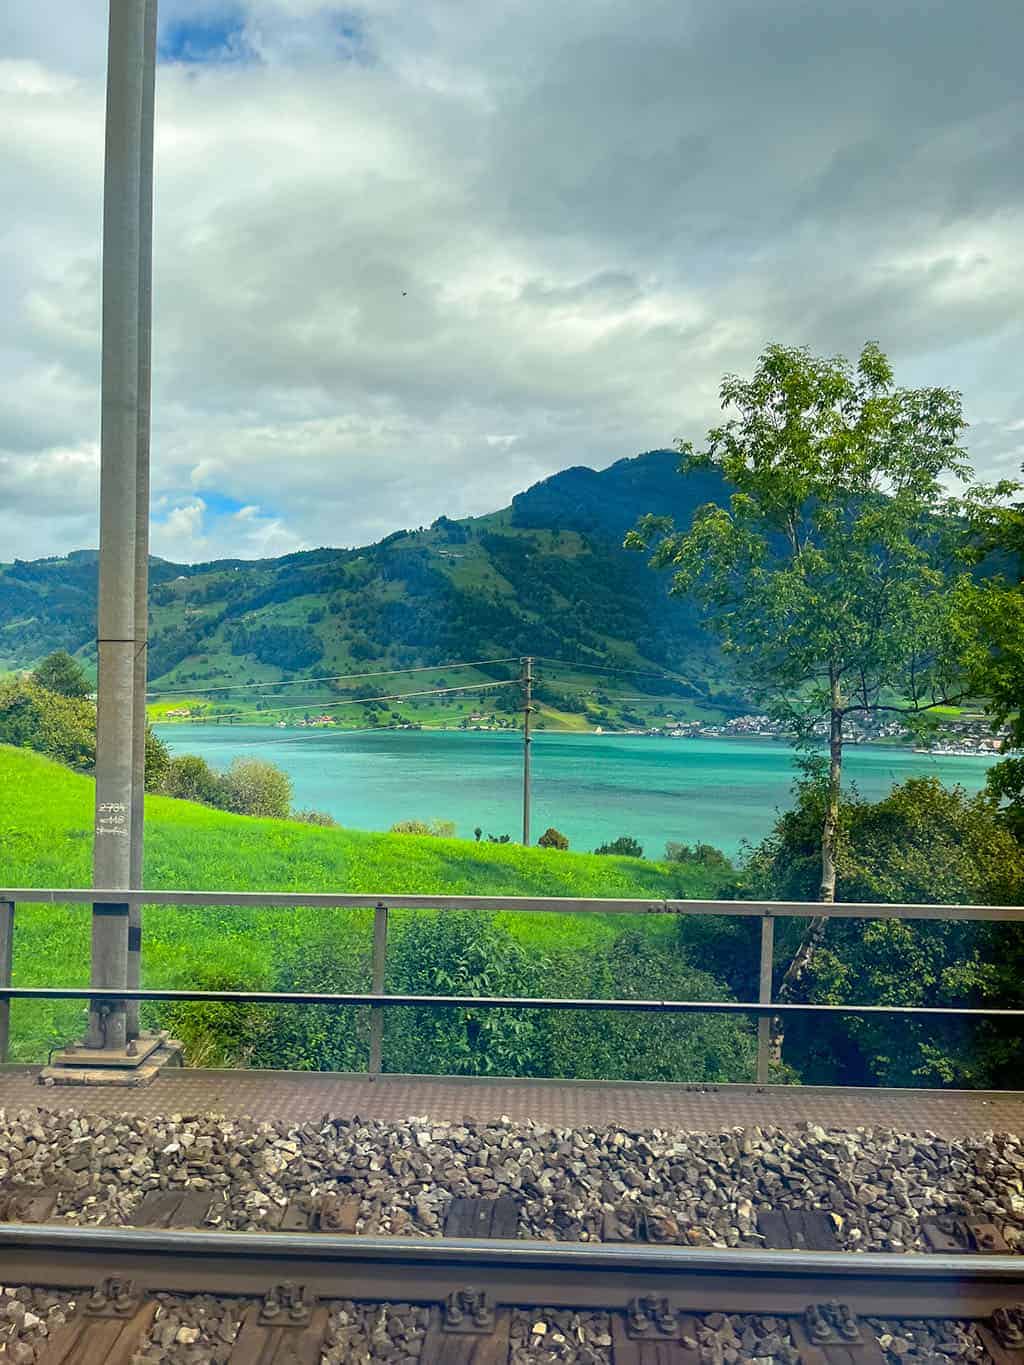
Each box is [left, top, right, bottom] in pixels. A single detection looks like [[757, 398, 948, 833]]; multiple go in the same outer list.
[[0, 450, 742, 706]]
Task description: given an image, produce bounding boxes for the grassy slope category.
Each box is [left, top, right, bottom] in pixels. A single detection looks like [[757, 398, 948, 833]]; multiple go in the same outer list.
[[1, 745, 722, 1060]]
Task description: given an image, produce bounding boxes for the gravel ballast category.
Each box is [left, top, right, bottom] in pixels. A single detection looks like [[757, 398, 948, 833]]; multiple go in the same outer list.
[[0, 1291, 1001, 1364], [1, 1106, 1021, 1253]]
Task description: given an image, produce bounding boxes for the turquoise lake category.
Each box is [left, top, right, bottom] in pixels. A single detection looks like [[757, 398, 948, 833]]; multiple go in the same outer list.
[[155, 726, 1000, 857]]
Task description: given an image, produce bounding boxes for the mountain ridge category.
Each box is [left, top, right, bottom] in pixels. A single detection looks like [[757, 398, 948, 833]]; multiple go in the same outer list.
[[0, 450, 741, 713]]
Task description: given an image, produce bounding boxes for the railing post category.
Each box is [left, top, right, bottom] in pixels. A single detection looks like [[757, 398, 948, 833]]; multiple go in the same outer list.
[[368, 902, 388, 1080], [0, 901, 14, 1064], [756, 911, 774, 1085]]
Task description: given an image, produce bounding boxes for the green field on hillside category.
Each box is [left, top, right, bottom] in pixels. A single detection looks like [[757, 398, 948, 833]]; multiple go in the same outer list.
[[0, 745, 733, 1065]]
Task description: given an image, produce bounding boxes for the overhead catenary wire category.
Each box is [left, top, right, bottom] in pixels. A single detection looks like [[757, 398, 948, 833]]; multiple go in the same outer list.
[[148, 655, 522, 698], [165, 678, 518, 724], [532, 655, 692, 684]]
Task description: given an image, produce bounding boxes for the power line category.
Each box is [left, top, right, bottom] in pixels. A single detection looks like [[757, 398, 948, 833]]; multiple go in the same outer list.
[[572, 692, 699, 703], [148, 655, 521, 698], [160, 719, 505, 751], [533, 655, 691, 684], [166, 678, 518, 724]]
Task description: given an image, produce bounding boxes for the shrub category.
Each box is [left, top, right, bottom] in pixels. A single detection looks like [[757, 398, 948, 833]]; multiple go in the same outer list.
[[291, 808, 338, 827], [144, 728, 171, 792], [0, 679, 95, 770], [594, 835, 643, 858], [544, 931, 755, 1082], [538, 827, 569, 850], [390, 819, 456, 837], [665, 841, 733, 872], [222, 757, 292, 819], [384, 911, 550, 1076], [161, 754, 224, 806], [746, 775, 1024, 1088]]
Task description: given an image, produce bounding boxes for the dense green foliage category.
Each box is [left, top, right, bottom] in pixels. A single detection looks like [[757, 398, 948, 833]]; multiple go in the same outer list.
[[0, 678, 96, 770], [0, 676, 170, 790], [159, 753, 292, 818], [30, 650, 92, 698], [1, 745, 744, 1077], [538, 827, 570, 850], [746, 774, 1024, 1087], [962, 467, 1024, 838], [595, 836, 644, 858]]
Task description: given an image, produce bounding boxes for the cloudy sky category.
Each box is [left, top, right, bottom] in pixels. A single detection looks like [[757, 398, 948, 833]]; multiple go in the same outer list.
[[2, 0, 1023, 563]]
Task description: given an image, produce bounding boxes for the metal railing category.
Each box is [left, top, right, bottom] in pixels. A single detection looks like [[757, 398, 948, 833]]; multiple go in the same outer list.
[[1, 889, 1022, 1084]]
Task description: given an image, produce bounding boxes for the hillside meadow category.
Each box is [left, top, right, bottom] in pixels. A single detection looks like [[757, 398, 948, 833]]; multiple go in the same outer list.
[[0, 745, 747, 1073]]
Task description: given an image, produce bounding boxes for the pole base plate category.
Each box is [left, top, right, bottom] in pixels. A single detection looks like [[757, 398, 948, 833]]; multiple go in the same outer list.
[[39, 1033, 184, 1087]]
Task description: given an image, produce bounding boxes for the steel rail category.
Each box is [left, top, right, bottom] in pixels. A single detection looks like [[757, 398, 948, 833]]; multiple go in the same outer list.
[[0, 1224, 1021, 1317], [5, 887, 1024, 921], [2, 984, 1022, 1020]]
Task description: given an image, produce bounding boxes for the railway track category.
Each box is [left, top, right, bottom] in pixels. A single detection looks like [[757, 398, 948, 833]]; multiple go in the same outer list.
[[2, 1222, 1024, 1363]]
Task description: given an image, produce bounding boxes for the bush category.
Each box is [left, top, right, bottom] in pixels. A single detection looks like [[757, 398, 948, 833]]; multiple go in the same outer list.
[[0, 679, 95, 770], [31, 650, 92, 698], [390, 819, 456, 837], [544, 931, 756, 1083], [665, 841, 733, 872], [538, 827, 569, 850], [144, 728, 171, 792], [161, 754, 224, 806], [222, 757, 292, 819], [291, 808, 338, 827], [746, 775, 1024, 1088], [384, 911, 550, 1076], [594, 835, 643, 858]]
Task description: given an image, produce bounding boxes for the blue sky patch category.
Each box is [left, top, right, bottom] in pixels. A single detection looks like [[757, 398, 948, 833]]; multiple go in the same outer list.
[[159, 8, 253, 65], [200, 491, 252, 518]]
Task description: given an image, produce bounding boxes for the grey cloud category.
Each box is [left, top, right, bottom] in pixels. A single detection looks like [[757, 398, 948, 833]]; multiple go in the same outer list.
[[1, 0, 1022, 563]]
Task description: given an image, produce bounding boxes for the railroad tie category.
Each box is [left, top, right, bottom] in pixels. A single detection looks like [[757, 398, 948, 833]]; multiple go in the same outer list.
[[228, 1289, 330, 1365], [610, 1307, 701, 1363], [38, 1279, 157, 1365], [444, 1195, 520, 1238], [758, 1209, 840, 1251], [420, 1302, 513, 1364]]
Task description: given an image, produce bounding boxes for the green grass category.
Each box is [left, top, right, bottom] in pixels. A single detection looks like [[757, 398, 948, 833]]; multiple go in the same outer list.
[[1, 744, 724, 1061]]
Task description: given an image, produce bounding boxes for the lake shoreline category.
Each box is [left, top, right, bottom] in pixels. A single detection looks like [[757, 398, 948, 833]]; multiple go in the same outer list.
[[153, 721, 1000, 758], [153, 725, 999, 856]]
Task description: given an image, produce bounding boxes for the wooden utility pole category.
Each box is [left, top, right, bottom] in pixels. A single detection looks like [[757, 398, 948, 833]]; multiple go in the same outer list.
[[522, 656, 533, 845]]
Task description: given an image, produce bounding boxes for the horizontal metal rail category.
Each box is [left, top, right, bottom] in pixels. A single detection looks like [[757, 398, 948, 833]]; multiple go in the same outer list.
[[3, 888, 1020, 1083], [1, 985, 1021, 1019], [0, 1223, 1021, 1316], [4, 888, 1024, 920]]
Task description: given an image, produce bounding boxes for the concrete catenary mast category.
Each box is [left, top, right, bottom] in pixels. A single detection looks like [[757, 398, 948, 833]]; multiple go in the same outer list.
[[89, 0, 157, 1052]]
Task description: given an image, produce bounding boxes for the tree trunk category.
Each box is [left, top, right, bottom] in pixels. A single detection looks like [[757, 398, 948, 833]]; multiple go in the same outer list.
[[769, 676, 843, 1066]]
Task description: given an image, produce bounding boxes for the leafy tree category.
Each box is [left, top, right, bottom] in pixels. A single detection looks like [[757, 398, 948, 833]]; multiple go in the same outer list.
[[594, 835, 644, 858], [627, 342, 999, 1055], [30, 650, 92, 698], [222, 757, 292, 819], [538, 826, 569, 850], [746, 775, 1024, 1086]]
